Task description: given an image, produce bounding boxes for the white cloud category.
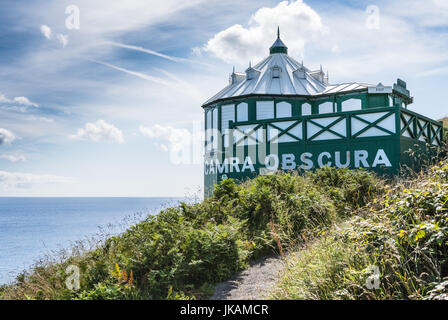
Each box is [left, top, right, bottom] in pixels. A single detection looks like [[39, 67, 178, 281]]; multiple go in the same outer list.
[[0, 93, 39, 107], [0, 171, 72, 189], [0, 93, 9, 103], [107, 41, 188, 63], [90, 59, 172, 86], [70, 120, 124, 144], [25, 116, 54, 123], [198, 0, 448, 83], [40, 25, 52, 39], [40, 24, 69, 47], [0, 154, 26, 163], [0, 128, 16, 145], [201, 0, 323, 65], [139, 124, 191, 153], [12, 96, 38, 107]]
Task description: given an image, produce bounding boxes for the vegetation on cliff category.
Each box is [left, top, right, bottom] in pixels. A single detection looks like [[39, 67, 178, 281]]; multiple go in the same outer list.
[[272, 158, 448, 299]]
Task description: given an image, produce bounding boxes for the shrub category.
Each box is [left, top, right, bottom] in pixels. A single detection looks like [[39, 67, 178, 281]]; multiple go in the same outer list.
[[272, 158, 448, 300], [1, 168, 383, 300]]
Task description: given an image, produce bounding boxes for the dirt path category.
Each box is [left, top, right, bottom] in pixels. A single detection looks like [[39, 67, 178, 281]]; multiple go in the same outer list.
[[211, 255, 286, 300]]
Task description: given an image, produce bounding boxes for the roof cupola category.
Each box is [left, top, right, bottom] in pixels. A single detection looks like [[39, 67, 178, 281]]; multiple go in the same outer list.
[[269, 27, 288, 55]]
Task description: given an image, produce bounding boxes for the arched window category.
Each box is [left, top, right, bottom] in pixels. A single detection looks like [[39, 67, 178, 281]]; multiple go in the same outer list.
[[256, 101, 274, 120], [237, 103, 248, 122], [276, 102, 291, 118], [206, 109, 211, 130], [212, 108, 218, 149], [341, 98, 362, 112], [319, 102, 333, 114], [221, 104, 235, 130], [205, 109, 212, 151], [212, 108, 218, 129], [301, 103, 312, 116]]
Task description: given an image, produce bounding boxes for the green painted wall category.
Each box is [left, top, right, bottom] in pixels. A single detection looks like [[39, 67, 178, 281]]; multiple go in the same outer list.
[[203, 91, 443, 197]]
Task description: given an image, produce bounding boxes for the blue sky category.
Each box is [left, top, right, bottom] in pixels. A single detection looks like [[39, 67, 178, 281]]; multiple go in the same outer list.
[[0, 0, 447, 197]]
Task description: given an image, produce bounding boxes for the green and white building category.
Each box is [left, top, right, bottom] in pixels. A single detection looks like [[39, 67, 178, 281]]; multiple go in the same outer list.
[[202, 29, 444, 197]]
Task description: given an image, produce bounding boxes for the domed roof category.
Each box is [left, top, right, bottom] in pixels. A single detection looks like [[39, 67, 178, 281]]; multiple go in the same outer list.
[[202, 30, 371, 107]]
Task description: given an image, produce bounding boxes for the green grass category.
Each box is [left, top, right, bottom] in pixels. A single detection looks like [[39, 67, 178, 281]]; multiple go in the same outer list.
[[271, 158, 448, 300]]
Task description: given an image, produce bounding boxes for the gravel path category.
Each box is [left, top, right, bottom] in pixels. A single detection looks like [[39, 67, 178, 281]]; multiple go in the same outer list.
[[211, 255, 286, 300]]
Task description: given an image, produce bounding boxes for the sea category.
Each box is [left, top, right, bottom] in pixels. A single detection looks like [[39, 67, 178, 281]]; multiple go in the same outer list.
[[0, 197, 184, 285]]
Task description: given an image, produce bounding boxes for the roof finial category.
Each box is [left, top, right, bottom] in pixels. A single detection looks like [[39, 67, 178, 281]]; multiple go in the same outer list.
[[249, 61, 252, 68], [232, 66, 235, 73], [269, 27, 288, 54]]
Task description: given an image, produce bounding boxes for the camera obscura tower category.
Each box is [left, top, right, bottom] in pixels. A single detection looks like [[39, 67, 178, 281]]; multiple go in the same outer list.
[[202, 28, 444, 197]]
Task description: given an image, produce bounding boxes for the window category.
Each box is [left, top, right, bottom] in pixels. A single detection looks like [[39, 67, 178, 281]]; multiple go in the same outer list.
[[221, 104, 235, 130], [271, 66, 281, 78], [212, 108, 218, 129], [206, 110, 211, 129], [205, 110, 212, 151], [256, 101, 274, 120], [237, 103, 248, 122], [276, 102, 291, 118], [212, 108, 218, 149], [319, 102, 333, 114], [301, 103, 312, 116], [341, 98, 361, 112]]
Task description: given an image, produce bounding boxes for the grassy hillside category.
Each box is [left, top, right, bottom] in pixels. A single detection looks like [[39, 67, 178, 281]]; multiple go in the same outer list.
[[0, 168, 383, 300], [1, 156, 447, 300], [271, 158, 448, 299]]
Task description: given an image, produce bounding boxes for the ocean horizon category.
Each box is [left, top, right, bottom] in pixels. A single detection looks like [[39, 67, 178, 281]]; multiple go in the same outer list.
[[0, 197, 185, 285]]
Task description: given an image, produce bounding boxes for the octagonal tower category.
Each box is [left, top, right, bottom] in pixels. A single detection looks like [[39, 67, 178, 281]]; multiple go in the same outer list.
[[202, 29, 444, 197]]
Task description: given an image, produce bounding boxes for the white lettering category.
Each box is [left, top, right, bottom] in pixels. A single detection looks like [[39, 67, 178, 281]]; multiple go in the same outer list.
[[335, 151, 350, 168], [209, 160, 215, 174], [318, 152, 332, 167], [354, 150, 369, 168], [242, 156, 255, 172], [217, 158, 229, 173], [265, 154, 279, 171], [282, 154, 296, 170], [372, 149, 392, 167], [299, 152, 313, 170], [230, 157, 240, 173]]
